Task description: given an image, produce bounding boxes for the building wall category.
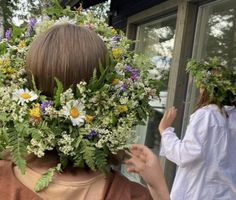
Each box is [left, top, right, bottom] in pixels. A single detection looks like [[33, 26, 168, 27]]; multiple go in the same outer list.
[[109, 0, 167, 31]]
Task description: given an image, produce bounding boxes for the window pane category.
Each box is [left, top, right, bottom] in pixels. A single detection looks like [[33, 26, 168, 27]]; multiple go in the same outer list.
[[194, 0, 236, 65], [136, 15, 176, 153], [121, 15, 176, 183]]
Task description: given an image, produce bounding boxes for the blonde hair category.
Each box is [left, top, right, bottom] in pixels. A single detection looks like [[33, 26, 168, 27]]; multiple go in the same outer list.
[[26, 24, 107, 96]]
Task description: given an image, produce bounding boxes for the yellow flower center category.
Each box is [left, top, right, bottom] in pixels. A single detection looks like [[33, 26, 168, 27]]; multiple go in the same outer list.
[[70, 107, 80, 118], [20, 92, 31, 100]]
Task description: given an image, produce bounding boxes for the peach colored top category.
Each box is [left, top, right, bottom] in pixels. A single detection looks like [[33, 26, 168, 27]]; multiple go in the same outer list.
[[14, 166, 107, 200]]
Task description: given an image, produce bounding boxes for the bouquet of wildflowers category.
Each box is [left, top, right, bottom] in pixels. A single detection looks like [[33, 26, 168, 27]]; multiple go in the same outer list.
[[0, 4, 162, 191]]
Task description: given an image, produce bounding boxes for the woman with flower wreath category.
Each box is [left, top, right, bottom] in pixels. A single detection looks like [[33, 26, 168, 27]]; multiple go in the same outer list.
[[0, 22, 155, 199], [126, 59, 236, 200]]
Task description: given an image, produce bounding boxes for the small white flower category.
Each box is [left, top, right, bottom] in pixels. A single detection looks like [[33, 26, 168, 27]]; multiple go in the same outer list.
[[54, 16, 77, 26], [62, 100, 86, 126], [12, 88, 38, 105]]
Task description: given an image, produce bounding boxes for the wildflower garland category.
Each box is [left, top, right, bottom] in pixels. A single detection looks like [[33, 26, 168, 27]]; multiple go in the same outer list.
[[187, 57, 236, 105], [0, 4, 162, 191]]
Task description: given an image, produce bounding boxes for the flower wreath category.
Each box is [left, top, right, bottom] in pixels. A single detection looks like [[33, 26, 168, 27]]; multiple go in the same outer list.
[[0, 5, 161, 191], [186, 57, 236, 105]]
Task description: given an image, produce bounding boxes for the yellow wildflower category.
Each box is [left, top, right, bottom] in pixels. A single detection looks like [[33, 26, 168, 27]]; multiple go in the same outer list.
[[85, 115, 94, 123], [0, 59, 3, 65], [117, 105, 128, 113], [1, 67, 15, 74], [18, 40, 26, 49], [112, 79, 120, 86], [29, 103, 41, 118], [111, 28, 117, 35], [112, 48, 122, 59]]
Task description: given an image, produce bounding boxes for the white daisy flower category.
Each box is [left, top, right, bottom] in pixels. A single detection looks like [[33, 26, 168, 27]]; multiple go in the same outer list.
[[12, 88, 38, 105], [62, 100, 86, 126]]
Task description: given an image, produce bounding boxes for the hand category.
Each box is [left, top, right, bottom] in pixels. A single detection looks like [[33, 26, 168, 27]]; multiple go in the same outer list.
[[124, 144, 169, 200], [159, 106, 177, 135], [125, 144, 161, 186]]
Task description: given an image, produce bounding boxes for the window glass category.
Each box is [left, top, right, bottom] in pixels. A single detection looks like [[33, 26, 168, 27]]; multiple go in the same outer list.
[[121, 15, 177, 183], [135, 15, 176, 153]]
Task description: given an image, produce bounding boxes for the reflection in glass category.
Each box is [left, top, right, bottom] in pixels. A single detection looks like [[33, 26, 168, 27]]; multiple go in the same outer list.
[[135, 15, 176, 154], [195, 0, 236, 66]]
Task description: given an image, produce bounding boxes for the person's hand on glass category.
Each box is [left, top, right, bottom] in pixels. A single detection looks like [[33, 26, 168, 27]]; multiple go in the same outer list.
[[159, 106, 177, 135]]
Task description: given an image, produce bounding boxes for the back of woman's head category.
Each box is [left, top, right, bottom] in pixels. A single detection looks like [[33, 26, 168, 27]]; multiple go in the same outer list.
[[26, 23, 107, 96]]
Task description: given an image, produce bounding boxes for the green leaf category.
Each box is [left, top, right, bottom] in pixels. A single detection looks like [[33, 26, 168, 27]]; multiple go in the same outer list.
[[53, 77, 64, 107], [73, 152, 85, 168], [8, 128, 27, 174], [95, 150, 108, 173], [11, 25, 23, 40], [34, 168, 56, 192], [82, 145, 96, 171]]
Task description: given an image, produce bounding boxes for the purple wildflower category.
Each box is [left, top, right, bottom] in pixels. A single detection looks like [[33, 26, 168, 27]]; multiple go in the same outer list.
[[4, 29, 12, 40], [125, 65, 134, 73], [124, 65, 139, 81], [40, 101, 53, 114], [28, 18, 37, 36], [86, 130, 97, 140], [121, 83, 128, 92], [112, 36, 121, 42]]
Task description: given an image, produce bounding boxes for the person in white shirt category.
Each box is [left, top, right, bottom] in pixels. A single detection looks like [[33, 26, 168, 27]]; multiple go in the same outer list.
[[125, 60, 236, 200], [159, 61, 236, 200]]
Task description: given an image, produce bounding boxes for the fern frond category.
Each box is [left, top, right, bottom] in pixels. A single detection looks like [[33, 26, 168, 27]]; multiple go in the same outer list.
[[73, 152, 85, 168], [8, 128, 27, 174], [95, 150, 108, 173], [82, 146, 96, 171], [34, 168, 55, 192]]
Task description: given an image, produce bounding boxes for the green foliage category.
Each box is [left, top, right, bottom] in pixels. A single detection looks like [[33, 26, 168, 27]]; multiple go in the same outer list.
[[187, 57, 236, 105], [54, 77, 64, 107], [88, 53, 115, 91], [8, 125, 27, 174], [95, 149, 108, 173], [34, 166, 58, 192], [82, 144, 96, 171]]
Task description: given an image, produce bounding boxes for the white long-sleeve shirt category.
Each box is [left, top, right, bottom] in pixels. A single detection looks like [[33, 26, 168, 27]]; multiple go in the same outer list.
[[160, 104, 236, 200]]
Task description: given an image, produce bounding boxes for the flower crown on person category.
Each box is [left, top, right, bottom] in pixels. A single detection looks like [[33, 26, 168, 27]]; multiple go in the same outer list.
[[186, 57, 236, 106], [0, 4, 162, 191]]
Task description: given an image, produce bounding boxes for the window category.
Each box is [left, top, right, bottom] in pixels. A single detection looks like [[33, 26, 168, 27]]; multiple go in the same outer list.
[[121, 14, 177, 184], [135, 15, 177, 153], [183, 0, 236, 132]]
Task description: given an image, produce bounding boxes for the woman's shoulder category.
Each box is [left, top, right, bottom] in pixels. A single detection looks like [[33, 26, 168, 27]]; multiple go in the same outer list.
[[0, 160, 42, 200], [190, 104, 225, 127], [105, 171, 152, 200]]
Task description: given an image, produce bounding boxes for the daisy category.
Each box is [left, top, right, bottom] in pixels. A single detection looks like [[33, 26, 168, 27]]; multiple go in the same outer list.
[[62, 100, 86, 126], [12, 88, 38, 105]]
